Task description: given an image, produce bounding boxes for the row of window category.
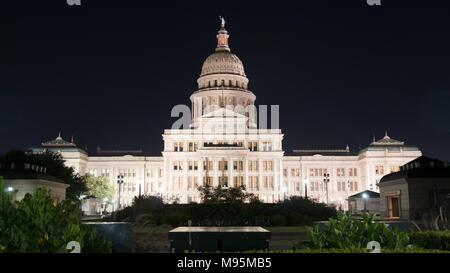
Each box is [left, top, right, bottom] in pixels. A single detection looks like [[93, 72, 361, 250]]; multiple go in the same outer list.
[[336, 181, 358, 192], [173, 160, 274, 172], [202, 79, 246, 89], [146, 169, 163, 178], [172, 141, 274, 152], [170, 176, 274, 190], [308, 181, 359, 192], [308, 168, 358, 177]]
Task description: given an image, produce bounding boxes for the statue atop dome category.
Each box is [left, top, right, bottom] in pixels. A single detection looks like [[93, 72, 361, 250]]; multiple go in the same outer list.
[[219, 16, 225, 28]]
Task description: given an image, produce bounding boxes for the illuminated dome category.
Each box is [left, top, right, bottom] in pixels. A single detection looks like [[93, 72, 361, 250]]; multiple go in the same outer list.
[[200, 51, 246, 77], [190, 19, 256, 129]]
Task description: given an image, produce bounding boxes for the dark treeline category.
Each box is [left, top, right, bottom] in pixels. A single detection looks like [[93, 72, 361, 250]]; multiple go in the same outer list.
[[108, 195, 337, 227]]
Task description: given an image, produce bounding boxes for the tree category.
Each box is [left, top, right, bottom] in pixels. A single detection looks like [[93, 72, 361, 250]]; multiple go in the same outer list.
[[84, 173, 115, 201], [198, 185, 258, 204], [0, 176, 112, 253], [0, 150, 88, 201], [197, 185, 259, 226]]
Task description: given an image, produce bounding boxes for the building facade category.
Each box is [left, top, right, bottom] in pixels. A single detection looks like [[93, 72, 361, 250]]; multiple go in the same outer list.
[[31, 22, 422, 210]]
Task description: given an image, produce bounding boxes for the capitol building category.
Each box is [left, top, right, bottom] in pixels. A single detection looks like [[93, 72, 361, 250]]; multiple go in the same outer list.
[[32, 21, 421, 210]]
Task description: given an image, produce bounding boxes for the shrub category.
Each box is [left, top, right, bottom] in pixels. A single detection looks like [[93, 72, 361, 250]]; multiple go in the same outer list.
[[287, 211, 312, 226], [409, 230, 450, 251], [163, 213, 188, 227], [107, 193, 337, 227], [298, 211, 409, 251], [0, 178, 112, 253], [269, 214, 287, 226]]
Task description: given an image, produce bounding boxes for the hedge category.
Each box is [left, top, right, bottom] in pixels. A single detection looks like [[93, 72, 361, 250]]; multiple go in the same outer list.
[[409, 230, 450, 251], [187, 248, 450, 253]]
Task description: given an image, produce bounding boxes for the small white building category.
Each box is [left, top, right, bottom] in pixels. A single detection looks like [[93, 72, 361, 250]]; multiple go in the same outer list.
[[0, 163, 69, 203]]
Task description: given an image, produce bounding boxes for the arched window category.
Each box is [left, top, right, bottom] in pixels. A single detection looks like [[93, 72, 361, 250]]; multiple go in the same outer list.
[[229, 80, 232, 86], [214, 80, 217, 87]]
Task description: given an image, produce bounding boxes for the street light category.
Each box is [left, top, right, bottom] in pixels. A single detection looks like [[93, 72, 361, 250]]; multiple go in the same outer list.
[[111, 200, 115, 214], [117, 175, 124, 209], [138, 180, 142, 197], [362, 193, 369, 213], [303, 178, 308, 199], [282, 186, 287, 201], [323, 173, 330, 205], [6, 186, 14, 193], [102, 197, 108, 215], [158, 188, 165, 200]]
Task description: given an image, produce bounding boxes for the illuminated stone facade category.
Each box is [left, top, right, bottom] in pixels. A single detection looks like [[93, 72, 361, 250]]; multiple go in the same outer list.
[[31, 23, 421, 210]]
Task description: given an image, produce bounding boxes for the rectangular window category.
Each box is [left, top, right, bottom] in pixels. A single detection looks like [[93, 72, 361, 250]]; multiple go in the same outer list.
[[283, 168, 287, 177], [188, 177, 193, 189], [219, 176, 228, 187], [194, 176, 198, 188], [375, 165, 384, 175]]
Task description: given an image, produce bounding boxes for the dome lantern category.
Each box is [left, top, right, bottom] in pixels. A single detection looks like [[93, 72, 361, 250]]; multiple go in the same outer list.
[[216, 16, 230, 52]]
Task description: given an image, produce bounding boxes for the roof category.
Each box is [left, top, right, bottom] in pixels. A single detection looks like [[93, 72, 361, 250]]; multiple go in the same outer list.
[[41, 133, 76, 147], [289, 146, 356, 156], [348, 190, 380, 199], [169, 227, 269, 233], [0, 169, 65, 184], [35, 133, 88, 155], [358, 132, 419, 154], [380, 156, 450, 183]]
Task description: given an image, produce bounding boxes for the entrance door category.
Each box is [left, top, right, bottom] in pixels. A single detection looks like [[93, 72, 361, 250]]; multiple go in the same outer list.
[[388, 196, 400, 218]]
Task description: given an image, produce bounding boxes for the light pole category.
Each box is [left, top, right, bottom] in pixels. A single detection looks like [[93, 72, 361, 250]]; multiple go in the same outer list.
[[303, 178, 308, 199], [323, 173, 330, 205], [362, 193, 368, 213], [117, 175, 124, 209], [138, 180, 142, 197], [102, 197, 108, 215]]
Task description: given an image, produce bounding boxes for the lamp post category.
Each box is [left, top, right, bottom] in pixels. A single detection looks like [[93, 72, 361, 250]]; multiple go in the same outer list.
[[6, 186, 14, 193], [323, 173, 330, 205], [158, 188, 165, 201], [303, 178, 308, 199], [117, 175, 124, 209], [362, 193, 368, 213], [102, 197, 108, 215]]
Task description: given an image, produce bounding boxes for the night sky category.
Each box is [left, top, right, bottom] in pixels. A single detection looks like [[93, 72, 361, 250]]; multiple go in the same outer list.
[[2, 0, 450, 160]]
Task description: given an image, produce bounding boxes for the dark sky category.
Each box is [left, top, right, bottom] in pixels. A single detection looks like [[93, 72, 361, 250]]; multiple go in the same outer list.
[[2, 0, 450, 160]]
